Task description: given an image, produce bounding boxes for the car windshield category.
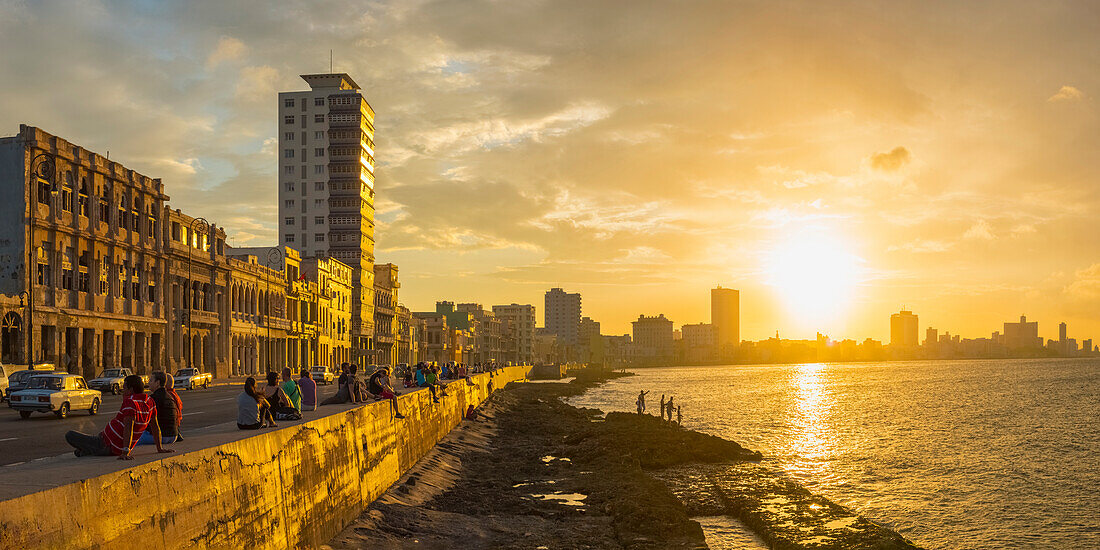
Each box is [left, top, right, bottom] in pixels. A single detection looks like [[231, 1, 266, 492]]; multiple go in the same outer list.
[[175, 370, 194, 376], [102, 369, 121, 377], [311, 367, 325, 372], [28, 377, 62, 390]]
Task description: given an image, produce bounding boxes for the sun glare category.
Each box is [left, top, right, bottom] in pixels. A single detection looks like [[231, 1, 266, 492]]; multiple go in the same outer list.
[[764, 230, 864, 328]]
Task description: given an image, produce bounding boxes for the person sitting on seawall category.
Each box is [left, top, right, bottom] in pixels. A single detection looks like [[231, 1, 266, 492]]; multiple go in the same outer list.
[[65, 375, 173, 459], [264, 371, 301, 420], [298, 369, 317, 412], [348, 364, 366, 403], [368, 366, 406, 419], [165, 372, 185, 441], [414, 362, 427, 387], [137, 372, 179, 446], [280, 368, 303, 414], [403, 369, 416, 388], [321, 364, 353, 406], [238, 377, 277, 429]]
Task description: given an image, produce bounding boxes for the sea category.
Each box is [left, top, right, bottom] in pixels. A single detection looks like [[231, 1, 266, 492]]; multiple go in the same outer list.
[[566, 359, 1100, 549]]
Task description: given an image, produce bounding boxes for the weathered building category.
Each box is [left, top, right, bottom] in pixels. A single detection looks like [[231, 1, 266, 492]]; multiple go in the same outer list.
[[373, 263, 398, 366]]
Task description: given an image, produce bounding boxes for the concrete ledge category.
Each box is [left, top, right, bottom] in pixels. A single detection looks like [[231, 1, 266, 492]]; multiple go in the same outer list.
[[0, 367, 530, 550]]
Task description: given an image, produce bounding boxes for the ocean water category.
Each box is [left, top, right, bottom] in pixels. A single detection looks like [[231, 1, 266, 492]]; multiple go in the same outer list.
[[567, 359, 1100, 549]]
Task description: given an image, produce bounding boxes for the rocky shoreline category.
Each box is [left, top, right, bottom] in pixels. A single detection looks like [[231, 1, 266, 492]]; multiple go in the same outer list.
[[325, 372, 922, 549]]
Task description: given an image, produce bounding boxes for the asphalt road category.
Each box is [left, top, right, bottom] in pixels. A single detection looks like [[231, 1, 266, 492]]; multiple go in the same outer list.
[[0, 381, 343, 467]]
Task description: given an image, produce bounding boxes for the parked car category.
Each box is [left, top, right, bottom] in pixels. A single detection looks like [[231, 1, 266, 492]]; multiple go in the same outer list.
[[8, 373, 101, 419], [173, 368, 212, 390], [310, 365, 334, 385], [7, 364, 61, 396], [0, 371, 7, 402], [87, 368, 149, 395]]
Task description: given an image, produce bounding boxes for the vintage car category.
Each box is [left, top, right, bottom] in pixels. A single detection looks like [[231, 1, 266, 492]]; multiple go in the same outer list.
[[173, 368, 212, 390], [8, 373, 102, 419], [87, 368, 149, 395], [310, 365, 335, 385], [6, 364, 61, 396]]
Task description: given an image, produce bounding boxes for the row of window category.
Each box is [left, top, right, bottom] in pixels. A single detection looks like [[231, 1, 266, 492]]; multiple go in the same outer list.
[[283, 148, 327, 158], [283, 234, 327, 243], [283, 165, 327, 175], [37, 179, 158, 237], [284, 97, 327, 108], [283, 199, 328, 209], [284, 216, 328, 226]]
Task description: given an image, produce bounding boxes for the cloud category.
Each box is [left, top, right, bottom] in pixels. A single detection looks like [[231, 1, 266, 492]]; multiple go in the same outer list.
[[963, 219, 995, 240], [207, 37, 248, 69], [1064, 264, 1100, 300], [1048, 85, 1084, 102], [887, 239, 954, 253], [870, 146, 911, 171]]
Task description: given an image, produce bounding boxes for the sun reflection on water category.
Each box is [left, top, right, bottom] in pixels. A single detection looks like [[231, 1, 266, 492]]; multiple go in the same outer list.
[[788, 363, 835, 479]]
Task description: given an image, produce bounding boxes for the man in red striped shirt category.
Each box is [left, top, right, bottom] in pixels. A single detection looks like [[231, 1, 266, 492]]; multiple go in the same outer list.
[[65, 375, 174, 460]]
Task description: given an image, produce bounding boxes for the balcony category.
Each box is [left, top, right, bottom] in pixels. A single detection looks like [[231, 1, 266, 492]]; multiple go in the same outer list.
[[260, 316, 292, 331], [187, 309, 220, 326]]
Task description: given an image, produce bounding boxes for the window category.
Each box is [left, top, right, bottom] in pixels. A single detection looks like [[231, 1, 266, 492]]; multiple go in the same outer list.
[[77, 178, 89, 217], [314, 114, 324, 123], [314, 199, 323, 207], [314, 131, 324, 139], [314, 97, 325, 106], [285, 200, 295, 208], [284, 149, 295, 158], [284, 217, 295, 226], [314, 148, 325, 157], [284, 132, 295, 140], [315, 233, 325, 242], [314, 165, 325, 174], [98, 194, 109, 225], [315, 216, 325, 225], [285, 234, 295, 243], [315, 182, 325, 191], [284, 116, 295, 125], [171, 221, 181, 241], [284, 166, 295, 175], [285, 182, 295, 192], [329, 113, 359, 124], [284, 99, 295, 108]]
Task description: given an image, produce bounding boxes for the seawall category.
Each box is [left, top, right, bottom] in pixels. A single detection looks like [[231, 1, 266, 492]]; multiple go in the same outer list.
[[0, 366, 530, 550]]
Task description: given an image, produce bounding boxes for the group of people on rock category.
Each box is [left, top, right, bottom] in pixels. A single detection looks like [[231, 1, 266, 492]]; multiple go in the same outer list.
[[635, 390, 683, 426], [65, 373, 182, 459], [63, 360, 496, 460]]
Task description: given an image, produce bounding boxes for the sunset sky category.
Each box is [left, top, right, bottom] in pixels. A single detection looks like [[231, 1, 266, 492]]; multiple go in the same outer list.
[[1, 1, 1098, 341]]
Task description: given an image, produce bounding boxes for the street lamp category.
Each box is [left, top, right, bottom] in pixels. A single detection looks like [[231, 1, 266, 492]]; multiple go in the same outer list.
[[18, 291, 28, 365], [264, 247, 283, 373], [26, 153, 56, 368], [185, 217, 209, 370]]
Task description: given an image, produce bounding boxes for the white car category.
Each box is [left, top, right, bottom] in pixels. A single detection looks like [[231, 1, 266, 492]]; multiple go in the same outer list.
[[8, 374, 102, 419], [173, 368, 212, 390], [310, 365, 335, 385], [87, 368, 148, 395]]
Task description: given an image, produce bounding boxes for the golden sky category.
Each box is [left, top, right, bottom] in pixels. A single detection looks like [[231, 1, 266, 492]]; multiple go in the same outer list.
[[1, 1, 1097, 341]]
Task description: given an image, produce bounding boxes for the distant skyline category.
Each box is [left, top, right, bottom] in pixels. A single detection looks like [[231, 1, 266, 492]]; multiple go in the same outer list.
[[1, 1, 1098, 339]]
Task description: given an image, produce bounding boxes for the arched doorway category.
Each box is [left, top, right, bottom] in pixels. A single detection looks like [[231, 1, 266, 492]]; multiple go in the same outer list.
[[1, 312, 22, 364]]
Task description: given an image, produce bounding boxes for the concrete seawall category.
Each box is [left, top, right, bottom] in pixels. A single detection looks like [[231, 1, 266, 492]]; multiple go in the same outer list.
[[0, 366, 530, 550]]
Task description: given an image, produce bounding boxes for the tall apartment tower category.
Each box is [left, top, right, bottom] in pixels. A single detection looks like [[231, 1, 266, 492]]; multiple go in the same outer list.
[[890, 310, 919, 347], [544, 288, 581, 346], [278, 73, 377, 365], [711, 286, 740, 350]]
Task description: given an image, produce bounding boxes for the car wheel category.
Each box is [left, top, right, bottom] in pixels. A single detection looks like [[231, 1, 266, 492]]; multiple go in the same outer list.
[[89, 398, 100, 415], [191, 381, 196, 390], [203, 380, 209, 389], [112, 384, 120, 395], [19, 411, 31, 420], [55, 402, 70, 419]]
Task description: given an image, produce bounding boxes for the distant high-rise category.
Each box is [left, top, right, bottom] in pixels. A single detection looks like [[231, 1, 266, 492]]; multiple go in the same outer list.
[[1059, 321, 1067, 342], [278, 73, 377, 365], [890, 310, 919, 347], [711, 286, 740, 349], [544, 288, 581, 346], [925, 327, 938, 347], [1004, 315, 1041, 349]]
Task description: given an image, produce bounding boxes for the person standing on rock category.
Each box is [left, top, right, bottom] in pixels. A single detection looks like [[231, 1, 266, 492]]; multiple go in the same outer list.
[[660, 394, 666, 418], [665, 396, 675, 422], [676, 405, 682, 426], [636, 390, 649, 414]]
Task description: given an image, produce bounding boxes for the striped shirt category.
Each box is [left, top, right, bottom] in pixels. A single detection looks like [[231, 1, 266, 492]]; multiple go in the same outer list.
[[101, 394, 156, 455]]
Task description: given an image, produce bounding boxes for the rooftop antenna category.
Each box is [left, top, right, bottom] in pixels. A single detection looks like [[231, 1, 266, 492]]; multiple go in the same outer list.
[[329, 49, 333, 72]]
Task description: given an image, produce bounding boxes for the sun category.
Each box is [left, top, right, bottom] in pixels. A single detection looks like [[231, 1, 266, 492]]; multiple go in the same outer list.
[[763, 230, 864, 329]]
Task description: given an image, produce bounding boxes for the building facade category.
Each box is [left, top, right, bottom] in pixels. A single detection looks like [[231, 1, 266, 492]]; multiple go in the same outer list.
[[632, 314, 674, 365], [890, 310, 919, 348], [711, 286, 739, 355], [545, 287, 581, 350], [681, 322, 718, 363], [373, 263, 398, 367], [492, 303, 535, 365], [278, 73, 376, 368]]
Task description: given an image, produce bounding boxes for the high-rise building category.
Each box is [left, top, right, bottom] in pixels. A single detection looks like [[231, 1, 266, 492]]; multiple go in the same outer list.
[[1059, 321, 1067, 342], [925, 327, 938, 347], [711, 286, 740, 350], [544, 288, 581, 346], [890, 310, 919, 347], [632, 314, 674, 364], [1004, 315, 1041, 350], [278, 73, 377, 366], [493, 303, 536, 365]]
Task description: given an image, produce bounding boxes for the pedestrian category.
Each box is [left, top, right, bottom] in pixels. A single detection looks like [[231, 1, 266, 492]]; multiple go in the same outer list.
[[660, 394, 666, 419], [238, 377, 277, 429], [165, 372, 184, 441], [368, 366, 405, 419], [636, 390, 649, 414], [138, 372, 179, 445], [66, 375, 173, 459], [298, 369, 317, 412], [280, 367, 302, 413], [676, 405, 682, 426], [666, 396, 675, 422]]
